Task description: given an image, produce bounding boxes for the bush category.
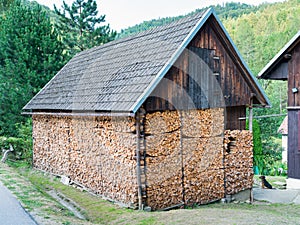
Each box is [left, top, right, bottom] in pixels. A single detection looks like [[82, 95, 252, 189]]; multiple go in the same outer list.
[[0, 119, 32, 164]]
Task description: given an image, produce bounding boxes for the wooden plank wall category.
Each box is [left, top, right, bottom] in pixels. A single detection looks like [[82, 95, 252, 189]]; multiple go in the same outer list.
[[288, 42, 300, 107], [145, 17, 253, 129], [189, 21, 252, 108], [288, 110, 300, 179], [225, 106, 246, 130]]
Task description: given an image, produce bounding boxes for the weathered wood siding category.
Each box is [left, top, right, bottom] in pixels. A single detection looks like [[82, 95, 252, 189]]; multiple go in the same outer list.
[[226, 106, 246, 130], [287, 41, 300, 179], [145, 16, 253, 128], [288, 42, 300, 107], [189, 20, 252, 107], [288, 110, 300, 179]]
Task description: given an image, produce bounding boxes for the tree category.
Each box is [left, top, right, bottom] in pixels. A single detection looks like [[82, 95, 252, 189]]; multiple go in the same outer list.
[[54, 0, 116, 54], [0, 0, 14, 15], [0, 0, 66, 136]]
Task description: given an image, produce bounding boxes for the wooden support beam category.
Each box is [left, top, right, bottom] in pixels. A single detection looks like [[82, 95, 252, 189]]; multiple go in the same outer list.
[[249, 94, 255, 132], [136, 111, 143, 210]]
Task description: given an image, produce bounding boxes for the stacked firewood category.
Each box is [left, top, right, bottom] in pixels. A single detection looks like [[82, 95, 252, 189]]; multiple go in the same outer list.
[[145, 110, 182, 209], [32, 110, 253, 211], [32, 115, 138, 207], [224, 130, 253, 195], [182, 109, 225, 205], [145, 109, 225, 210]]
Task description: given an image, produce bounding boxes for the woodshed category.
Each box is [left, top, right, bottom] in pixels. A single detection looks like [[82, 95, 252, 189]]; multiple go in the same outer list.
[[23, 8, 270, 210]]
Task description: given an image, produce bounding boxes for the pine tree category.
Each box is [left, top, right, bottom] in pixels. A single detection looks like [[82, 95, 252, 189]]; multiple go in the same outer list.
[[0, 0, 14, 15], [0, 0, 66, 136], [54, 0, 116, 54]]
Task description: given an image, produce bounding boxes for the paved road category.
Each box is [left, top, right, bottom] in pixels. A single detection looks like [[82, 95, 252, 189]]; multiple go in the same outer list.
[[0, 181, 37, 225]]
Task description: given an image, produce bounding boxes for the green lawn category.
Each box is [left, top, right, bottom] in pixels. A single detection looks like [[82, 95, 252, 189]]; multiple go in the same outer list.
[[0, 162, 299, 225]]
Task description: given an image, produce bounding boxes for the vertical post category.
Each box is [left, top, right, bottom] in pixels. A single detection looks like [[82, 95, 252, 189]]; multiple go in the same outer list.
[[179, 111, 185, 206], [249, 94, 255, 203], [249, 106, 253, 132], [136, 111, 143, 210], [249, 95, 254, 132]]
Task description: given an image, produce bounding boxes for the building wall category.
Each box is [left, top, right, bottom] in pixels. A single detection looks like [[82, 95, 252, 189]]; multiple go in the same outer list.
[[288, 42, 300, 107], [286, 41, 300, 183], [145, 17, 257, 113], [288, 110, 300, 180], [32, 109, 253, 210]]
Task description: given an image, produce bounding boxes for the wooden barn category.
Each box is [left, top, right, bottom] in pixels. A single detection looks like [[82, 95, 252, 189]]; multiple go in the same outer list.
[[23, 8, 270, 210], [258, 31, 300, 189]]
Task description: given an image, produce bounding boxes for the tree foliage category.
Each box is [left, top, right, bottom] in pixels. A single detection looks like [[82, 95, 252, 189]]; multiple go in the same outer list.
[[248, 119, 264, 174], [0, 0, 66, 136], [0, 0, 14, 15], [54, 0, 116, 54]]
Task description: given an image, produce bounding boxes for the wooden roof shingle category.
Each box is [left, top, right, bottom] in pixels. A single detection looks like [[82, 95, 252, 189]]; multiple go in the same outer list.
[[23, 8, 270, 114]]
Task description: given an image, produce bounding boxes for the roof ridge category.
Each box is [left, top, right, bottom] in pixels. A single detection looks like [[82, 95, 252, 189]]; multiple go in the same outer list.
[[76, 10, 207, 58]]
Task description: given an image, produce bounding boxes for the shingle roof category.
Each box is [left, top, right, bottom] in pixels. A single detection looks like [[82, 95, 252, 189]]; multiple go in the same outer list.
[[23, 9, 210, 112], [23, 8, 269, 114], [258, 31, 300, 80]]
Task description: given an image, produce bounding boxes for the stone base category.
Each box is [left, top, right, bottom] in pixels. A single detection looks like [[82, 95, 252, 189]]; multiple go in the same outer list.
[[286, 178, 300, 190], [230, 189, 251, 203]]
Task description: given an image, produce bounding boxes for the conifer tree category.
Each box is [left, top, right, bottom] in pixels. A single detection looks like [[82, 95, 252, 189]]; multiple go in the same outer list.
[[54, 0, 116, 54], [0, 0, 66, 136], [0, 0, 14, 15]]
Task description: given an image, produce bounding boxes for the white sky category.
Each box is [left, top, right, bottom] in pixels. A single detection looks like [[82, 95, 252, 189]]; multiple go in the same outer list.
[[32, 0, 285, 31]]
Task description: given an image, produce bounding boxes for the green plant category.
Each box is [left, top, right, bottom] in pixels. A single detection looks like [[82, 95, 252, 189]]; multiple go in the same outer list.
[[0, 118, 33, 164], [247, 119, 264, 174]]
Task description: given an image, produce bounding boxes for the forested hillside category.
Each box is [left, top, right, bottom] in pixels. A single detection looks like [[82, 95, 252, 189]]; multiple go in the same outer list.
[[0, 0, 115, 161], [117, 2, 263, 39], [225, 0, 299, 174]]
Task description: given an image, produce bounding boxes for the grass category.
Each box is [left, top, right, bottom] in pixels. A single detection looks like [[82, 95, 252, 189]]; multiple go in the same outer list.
[[1, 161, 300, 224], [25, 170, 121, 221], [254, 175, 287, 189], [1, 162, 156, 224]]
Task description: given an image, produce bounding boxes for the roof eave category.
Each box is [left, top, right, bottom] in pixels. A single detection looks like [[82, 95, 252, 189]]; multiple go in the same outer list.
[[22, 110, 135, 117], [258, 30, 300, 80]]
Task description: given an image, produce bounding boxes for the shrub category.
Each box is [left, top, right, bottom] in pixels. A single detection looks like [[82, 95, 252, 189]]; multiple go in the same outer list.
[[0, 119, 32, 164]]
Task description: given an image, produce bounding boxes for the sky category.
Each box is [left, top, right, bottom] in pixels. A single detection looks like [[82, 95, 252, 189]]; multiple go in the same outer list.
[[32, 0, 285, 31]]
